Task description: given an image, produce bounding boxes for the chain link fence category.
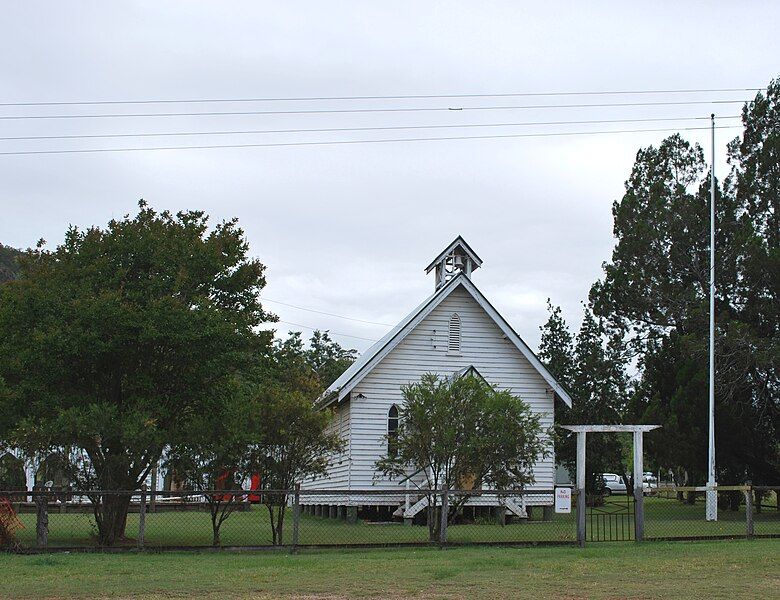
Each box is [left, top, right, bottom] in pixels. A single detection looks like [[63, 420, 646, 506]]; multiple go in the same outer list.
[[1, 485, 776, 552], [1, 488, 576, 550], [643, 486, 780, 540]]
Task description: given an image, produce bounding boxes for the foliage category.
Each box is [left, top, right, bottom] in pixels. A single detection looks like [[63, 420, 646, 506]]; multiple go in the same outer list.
[[539, 304, 629, 493], [0, 201, 272, 545], [0, 244, 22, 284], [587, 78, 779, 486], [376, 372, 549, 540], [165, 381, 251, 546], [245, 387, 343, 545], [238, 333, 347, 545], [0, 453, 26, 490], [306, 330, 357, 390]]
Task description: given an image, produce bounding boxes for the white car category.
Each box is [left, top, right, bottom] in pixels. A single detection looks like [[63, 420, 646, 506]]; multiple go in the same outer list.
[[600, 473, 627, 496]]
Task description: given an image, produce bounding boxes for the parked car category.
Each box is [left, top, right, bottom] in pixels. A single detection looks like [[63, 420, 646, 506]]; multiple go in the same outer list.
[[600, 473, 627, 496]]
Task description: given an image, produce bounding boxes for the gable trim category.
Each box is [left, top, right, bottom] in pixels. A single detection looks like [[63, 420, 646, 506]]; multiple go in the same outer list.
[[457, 276, 573, 406], [322, 273, 572, 408]]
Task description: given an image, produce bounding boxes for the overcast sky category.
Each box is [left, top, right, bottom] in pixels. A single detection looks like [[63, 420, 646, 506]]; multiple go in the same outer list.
[[1, 2, 777, 353]]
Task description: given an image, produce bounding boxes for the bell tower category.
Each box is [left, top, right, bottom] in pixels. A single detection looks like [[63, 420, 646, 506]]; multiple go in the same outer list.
[[424, 236, 483, 290]]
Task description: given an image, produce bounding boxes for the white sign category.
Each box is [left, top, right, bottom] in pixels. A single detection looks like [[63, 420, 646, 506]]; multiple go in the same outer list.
[[555, 487, 572, 513]]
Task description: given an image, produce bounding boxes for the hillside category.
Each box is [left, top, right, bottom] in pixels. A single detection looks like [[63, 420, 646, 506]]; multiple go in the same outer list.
[[0, 244, 22, 283]]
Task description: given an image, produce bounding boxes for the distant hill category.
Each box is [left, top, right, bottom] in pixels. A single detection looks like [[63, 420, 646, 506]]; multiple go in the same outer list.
[[0, 244, 22, 283]]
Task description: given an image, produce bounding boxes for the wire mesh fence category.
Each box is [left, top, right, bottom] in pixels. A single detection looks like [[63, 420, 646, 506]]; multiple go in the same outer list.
[[1, 488, 577, 550], [643, 486, 780, 540], [1, 485, 776, 552]]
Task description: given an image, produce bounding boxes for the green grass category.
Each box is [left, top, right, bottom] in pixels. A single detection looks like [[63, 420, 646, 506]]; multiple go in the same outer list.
[[11, 496, 779, 549], [1, 539, 777, 599]]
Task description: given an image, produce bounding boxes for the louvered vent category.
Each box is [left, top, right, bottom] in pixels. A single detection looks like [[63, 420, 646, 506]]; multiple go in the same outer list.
[[448, 313, 461, 353]]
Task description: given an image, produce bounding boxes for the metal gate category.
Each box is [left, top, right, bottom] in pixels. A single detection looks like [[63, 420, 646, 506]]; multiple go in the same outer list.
[[586, 494, 635, 541]]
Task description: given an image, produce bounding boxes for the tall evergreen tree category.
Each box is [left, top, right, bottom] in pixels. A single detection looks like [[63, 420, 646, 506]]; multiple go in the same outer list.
[[590, 79, 780, 486], [539, 303, 629, 493]]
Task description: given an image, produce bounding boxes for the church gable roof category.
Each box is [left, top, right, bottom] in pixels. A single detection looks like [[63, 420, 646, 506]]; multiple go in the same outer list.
[[321, 273, 572, 407]]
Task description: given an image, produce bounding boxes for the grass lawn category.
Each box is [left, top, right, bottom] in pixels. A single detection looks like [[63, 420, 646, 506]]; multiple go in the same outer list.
[[12, 496, 779, 548], [1, 539, 777, 599]]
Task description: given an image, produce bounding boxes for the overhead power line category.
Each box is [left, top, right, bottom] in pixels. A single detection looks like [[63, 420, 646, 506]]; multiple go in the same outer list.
[[0, 99, 751, 121], [0, 124, 742, 156], [0, 115, 742, 142], [274, 320, 379, 343], [262, 298, 393, 327], [0, 87, 763, 107]]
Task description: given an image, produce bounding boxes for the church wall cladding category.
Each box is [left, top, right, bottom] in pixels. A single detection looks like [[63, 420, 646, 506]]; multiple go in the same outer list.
[[348, 286, 555, 493], [301, 286, 556, 503], [304, 397, 351, 490]]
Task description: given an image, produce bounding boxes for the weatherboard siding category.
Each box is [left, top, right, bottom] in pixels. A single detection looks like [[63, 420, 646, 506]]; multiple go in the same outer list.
[[303, 285, 556, 493], [302, 397, 351, 490]]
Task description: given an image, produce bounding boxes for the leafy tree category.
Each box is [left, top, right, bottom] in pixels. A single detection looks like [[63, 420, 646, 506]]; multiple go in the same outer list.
[[0, 453, 26, 490], [224, 329, 354, 546], [264, 333, 322, 400], [166, 382, 251, 547], [629, 334, 707, 500], [376, 373, 549, 540], [306, 330, 357, 389], [0, 202, 272, 545], [722, 79, 780, 484], [244, 388, 343, 545], [268, 330, 356, 395]]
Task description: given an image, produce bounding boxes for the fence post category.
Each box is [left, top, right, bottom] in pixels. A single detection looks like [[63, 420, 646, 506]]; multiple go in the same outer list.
[[439, 486, 448, 546], [291, 484, 300, 553], [576, 431, 586, 547], [35, 490, 48, 549], [138, 485, 147, 550], [744, 486, 754, 539]]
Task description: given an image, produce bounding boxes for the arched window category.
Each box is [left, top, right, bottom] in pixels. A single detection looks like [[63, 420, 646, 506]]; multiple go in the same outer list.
[[387, 404, 399, 458], [448, 313, 461, 353]]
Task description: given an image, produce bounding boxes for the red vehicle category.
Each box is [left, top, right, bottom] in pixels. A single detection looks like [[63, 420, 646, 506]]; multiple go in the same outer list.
[[212, 471, 261, 502]]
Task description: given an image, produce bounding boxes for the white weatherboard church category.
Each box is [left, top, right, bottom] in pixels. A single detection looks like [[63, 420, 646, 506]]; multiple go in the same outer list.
[[301, 237, 572, 521]]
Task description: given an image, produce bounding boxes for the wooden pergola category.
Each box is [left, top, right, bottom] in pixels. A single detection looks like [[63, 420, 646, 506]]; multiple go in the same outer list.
[[560, 425, 660, 546]]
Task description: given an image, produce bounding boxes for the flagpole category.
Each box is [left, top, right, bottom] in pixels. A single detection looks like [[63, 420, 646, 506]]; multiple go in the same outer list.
[[706, 113, 718, 521]]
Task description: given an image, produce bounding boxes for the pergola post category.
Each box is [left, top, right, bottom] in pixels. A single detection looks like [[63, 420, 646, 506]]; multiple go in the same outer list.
[[633, 430, 644, 541], [576, 431, 586, 547]]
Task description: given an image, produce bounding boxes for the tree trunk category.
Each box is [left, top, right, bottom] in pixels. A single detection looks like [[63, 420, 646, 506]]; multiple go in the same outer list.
[[754, 490, 764, 514], [276, 505, 285, 545], [267, 503, 286, 546], [96, 493, 131, 546], [210, 501, 222, 547], [676, 470, 687, 503]]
